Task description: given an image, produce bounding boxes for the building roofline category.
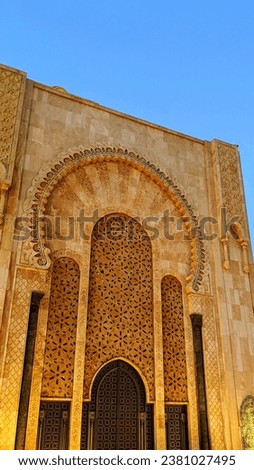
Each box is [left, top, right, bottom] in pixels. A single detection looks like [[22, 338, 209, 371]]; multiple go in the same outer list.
[[31, 80, 238, 148], [0, 63, 238, 148]]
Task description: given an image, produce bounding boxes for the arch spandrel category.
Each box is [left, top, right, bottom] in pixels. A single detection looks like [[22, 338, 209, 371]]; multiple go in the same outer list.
[[21, 145, 205, 292]]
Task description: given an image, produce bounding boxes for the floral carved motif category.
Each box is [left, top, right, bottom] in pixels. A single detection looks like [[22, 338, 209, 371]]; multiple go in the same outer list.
[[162, 275, 187, 402], [83, 214, 154, 401], [23, 145, 205, 291]]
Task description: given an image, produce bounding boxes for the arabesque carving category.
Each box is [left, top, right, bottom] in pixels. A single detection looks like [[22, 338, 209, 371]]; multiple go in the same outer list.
[[22, 145, 205, 291], [0, 67, 25, 182], [217, 142, 245, 232]]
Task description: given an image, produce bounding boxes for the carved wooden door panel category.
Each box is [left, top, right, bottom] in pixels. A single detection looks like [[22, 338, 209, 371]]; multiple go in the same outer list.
[[81, 360, 154, 450], [94, 364, 139, 449], [165, 405, 188, 450], [37, 402, 70, 450]]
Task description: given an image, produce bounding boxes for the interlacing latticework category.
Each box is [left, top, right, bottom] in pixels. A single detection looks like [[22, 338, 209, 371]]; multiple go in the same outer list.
[[0, 269, 46, 450], [84, 214, 154, 400], [41, 258, 80, 398], [162, 276, 187, 402]]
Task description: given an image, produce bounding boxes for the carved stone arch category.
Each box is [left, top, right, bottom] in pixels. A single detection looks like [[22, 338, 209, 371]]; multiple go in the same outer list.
[[240, 395, 254, 449], [22, 145, 205, 291]]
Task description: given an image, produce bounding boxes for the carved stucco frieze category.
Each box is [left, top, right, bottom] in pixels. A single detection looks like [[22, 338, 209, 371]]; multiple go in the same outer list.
[[216, 142, 244, 227], [22, 145, 205, 292], [0, 66, 25, 183], [215, 141, 250, 270]]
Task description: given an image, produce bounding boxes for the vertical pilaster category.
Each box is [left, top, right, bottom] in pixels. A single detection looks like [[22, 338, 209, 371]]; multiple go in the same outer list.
[[190, 314, 210, 449], [69, 244, 90, 449], [153, 264, 166, 449], [15, 292, 44, 449], [0, 268, 47, 449]]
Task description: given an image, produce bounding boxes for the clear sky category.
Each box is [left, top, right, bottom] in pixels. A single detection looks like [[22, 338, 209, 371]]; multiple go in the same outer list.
[[1, 0, 253, 249]]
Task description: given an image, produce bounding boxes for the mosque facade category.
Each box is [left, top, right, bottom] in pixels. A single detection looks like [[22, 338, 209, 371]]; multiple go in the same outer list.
[[0, 64, 253, 450]]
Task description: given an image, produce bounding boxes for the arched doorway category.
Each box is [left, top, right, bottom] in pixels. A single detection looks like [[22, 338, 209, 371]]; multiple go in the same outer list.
[[81, 360, 154, 450]]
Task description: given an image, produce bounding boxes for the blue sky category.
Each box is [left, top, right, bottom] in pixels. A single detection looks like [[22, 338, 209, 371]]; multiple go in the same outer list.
[[1, 0, 253, 249]]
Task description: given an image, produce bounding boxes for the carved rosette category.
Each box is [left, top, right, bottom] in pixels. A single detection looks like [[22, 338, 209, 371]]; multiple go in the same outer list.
[[22, 145, 205, 291]]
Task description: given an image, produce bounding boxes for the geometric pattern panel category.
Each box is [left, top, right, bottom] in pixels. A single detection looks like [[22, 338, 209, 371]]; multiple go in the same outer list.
[[41, 258, 80, 398], [162, 276, 187, 402], [80, 404, 89, 450], [37, 402, 70, 450], [165, 405, 188, 450], [201, 297, 225, 449], [84, 214, 154, 400], [145, 404, 155, 451]]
